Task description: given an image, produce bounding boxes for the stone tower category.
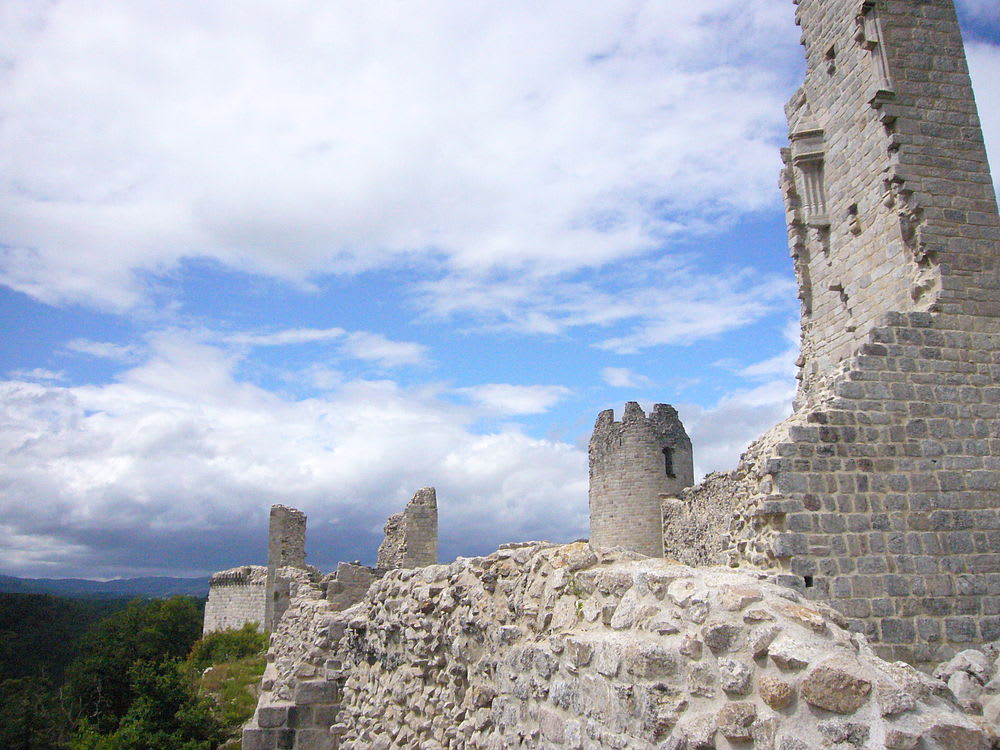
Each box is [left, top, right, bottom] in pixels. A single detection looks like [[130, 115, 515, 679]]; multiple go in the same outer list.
[[784, 0, 999, 405], [676, 0, 1000, 665], [589, 402, 694, 557], [264, 504, 307, 630]]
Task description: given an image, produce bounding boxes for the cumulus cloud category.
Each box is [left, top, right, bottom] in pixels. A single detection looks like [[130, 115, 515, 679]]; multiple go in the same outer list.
[[0, 0, 802, 311], [417, 257, 797, 350], [600, 367, 652, 388], [0, 334, 586, 577], [458, 384, 572, 415]]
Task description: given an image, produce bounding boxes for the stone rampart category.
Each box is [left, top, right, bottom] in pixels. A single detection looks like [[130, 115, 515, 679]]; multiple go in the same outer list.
[[202, 565, 267, 635], [242, 542, 991, 749]]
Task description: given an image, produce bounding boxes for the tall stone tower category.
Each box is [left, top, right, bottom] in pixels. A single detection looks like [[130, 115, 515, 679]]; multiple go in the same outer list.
[[784, 0, 999, 404], [589, 402, 694, 557], [677, 0, 1000, 665]]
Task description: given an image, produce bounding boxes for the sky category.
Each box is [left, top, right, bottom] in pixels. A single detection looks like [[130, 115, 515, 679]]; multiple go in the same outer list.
[[1, 1, 998, 580]]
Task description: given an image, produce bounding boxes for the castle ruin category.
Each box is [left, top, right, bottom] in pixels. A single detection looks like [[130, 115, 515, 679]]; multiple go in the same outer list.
[[376, 487, 439, 570], [665, 0, 1000, 667], [589, 402, 694, 557], [230, 0, 1000, 745]]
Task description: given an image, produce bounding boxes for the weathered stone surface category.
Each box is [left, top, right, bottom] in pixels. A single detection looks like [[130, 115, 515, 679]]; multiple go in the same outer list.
[[590, 403, 693, 558], [800, 661, 872, 714], [759, 674, 794, 710], [244, 543, 991, 749], [716, 702, 756, 741]]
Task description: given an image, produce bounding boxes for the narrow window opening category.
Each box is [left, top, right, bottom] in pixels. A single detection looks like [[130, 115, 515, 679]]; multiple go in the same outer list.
[[662, 447, 675, 478], [803, 575, 815, 588]]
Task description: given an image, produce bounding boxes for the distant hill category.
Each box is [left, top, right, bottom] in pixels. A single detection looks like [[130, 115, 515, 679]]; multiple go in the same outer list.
[[0, 574, 210, 599]]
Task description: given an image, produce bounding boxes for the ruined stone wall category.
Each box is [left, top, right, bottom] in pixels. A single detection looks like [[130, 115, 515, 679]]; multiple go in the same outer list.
[[677, 0, 1000, 668], [202, 565, 267, 635], [243, 542, 990, 749], [266, 504, 308, 630], [375, 487, 438, 569], [786, 0, 999, 403], [323, 562, 376, 612], [590, 403, 694, 557]]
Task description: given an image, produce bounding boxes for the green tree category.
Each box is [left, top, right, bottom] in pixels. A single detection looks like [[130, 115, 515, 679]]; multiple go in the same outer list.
[[69, 661, 223, 750], [186, 622, 267, 672], [0, 675, 71, 750], [64, 596, 204, 731]]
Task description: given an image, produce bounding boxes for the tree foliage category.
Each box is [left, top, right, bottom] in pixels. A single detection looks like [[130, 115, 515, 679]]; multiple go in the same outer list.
[[64, 596, 204, 732], [187, 622, 267, 672]]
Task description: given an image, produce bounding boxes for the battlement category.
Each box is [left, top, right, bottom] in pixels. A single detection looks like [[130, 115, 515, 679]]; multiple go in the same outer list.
[[589, 402, 694, 557]]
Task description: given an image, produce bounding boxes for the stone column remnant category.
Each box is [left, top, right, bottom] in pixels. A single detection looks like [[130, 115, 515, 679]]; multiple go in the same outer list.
[[588, 402, 694, 557], [376, 487, 439, 569], [264, 504, 307, 630]]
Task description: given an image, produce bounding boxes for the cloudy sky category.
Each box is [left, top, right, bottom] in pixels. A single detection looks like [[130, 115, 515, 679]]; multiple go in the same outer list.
[[2, 1, 998, 579]]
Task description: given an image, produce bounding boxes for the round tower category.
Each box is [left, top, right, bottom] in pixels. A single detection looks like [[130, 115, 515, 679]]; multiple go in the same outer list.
[[588, 402, 694, 557]]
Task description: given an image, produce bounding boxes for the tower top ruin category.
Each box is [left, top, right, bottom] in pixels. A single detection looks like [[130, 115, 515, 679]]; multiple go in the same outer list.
[[589, 402, 693, 557]]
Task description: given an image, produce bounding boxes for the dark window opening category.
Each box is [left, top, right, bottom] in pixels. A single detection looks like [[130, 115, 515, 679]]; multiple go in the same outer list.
[[803, 575, 815, 588], [662, 447, 675, 479]]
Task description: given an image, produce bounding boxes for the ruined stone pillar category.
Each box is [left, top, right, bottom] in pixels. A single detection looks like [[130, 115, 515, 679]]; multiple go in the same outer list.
[[264, 504, 307, 631], [376, 487, 439, 569]]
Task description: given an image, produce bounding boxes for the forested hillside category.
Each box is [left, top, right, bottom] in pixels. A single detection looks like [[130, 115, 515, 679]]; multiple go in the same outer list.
[[0, 593, 265, 750], [0, 574, 209, 599]]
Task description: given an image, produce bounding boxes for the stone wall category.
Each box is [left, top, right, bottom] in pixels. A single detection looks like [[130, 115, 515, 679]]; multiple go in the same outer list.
[[590, 403, 694, 557], [675, 0, 1000, 667], [242, 542, 990, 749], [203, 565, 267, 635], [323, 562, 376, 612], [375, 487, 438, 570]]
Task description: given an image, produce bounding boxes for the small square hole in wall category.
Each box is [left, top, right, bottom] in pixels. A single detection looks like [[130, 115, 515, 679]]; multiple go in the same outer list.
[[803, 575, 815, 588]]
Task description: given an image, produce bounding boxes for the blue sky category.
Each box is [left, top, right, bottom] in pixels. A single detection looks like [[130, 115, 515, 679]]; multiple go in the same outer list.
[[1, 0, 998, 579]]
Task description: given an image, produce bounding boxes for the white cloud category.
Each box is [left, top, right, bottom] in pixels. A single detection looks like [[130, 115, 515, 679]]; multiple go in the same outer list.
[[957, 0, 1000, 23], [459, 384, 572, 415], [7, 368, 67, 383], [226, 326, 428, 367], [342, 332, 429, 368], [227, 327, 347, 346], [681, 378, 796, 479], [417, 258, 797, 351], [0, 334, 585, 576], [0, 0, 802, 310], [600, 367, 652, 388], [66, 338, 141, 363]]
